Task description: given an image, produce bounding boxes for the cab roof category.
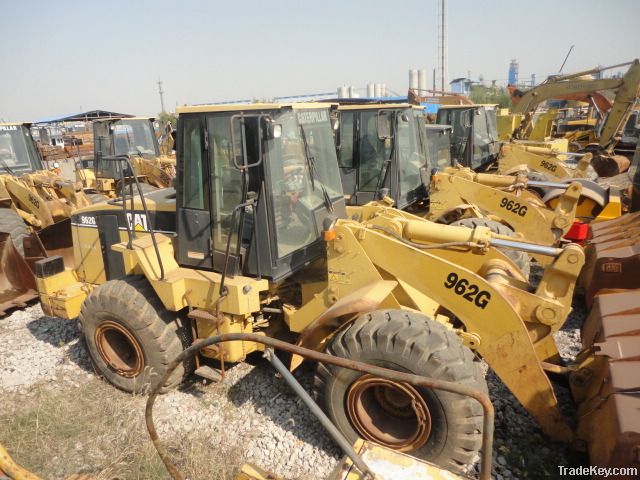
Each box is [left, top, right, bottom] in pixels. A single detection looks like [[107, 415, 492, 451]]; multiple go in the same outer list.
[[177, 102, 333, 114], [93, 117, 154, 123], [331, 102, 414, 111], [0, 122, 31, 128], [438, 104, 498, 110]]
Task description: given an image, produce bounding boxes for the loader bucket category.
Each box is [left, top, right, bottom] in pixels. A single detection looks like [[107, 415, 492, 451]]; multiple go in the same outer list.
[[574, 290, 640, 477], [592, 152, 630, 178], [0, 219, 74, 318], [0, 232, 38, 317], [26, 218, 75, 269]]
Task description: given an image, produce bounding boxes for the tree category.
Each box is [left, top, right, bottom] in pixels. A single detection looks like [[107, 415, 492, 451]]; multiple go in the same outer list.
[[158, 111, 177, 128], [469, 85, 510, 108]]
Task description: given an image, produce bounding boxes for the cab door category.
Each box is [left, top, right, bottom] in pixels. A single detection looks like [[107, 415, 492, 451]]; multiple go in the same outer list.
[[336, 111, 357, 203], [176, 114, 214, 269]]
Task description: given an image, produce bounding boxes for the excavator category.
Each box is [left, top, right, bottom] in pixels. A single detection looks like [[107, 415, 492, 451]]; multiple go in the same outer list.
[[76, 117, 176, 199], [0, 123, 93, 316], [502, 59, 640, 179], [31, 101, 638, 476]]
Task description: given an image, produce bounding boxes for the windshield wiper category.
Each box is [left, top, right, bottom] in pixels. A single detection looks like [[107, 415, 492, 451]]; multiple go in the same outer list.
[[0, 158, 15, 176], [299, 125, 334, 212]]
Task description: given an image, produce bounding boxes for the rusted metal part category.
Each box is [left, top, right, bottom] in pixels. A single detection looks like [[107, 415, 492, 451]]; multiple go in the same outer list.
[[346, 374, 432, 452], [582, 244, 640, 307], [145, 333, 495, 480], [265, 349, 374, 479], [0, 232, 39, 318], [94, 320, 145, 378], [574, 289, 640, 475]]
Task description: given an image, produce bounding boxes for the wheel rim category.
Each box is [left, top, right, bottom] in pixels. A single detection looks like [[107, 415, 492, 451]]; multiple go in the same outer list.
[[94, 320, 144, 378], [346, 374, 431, 451]]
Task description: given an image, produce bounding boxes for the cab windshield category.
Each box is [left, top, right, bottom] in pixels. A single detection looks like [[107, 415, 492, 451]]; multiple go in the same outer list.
[[395, 109, 427, 195], [425, 126, 452, 169], [0, 125, 42, 173], [112, 119, 160, 158], [266, 108, 342, 257]]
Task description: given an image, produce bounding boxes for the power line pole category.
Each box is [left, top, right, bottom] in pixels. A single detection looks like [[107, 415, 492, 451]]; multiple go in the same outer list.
[[158, 79, 165, 113], [438, 0, 447, 94]]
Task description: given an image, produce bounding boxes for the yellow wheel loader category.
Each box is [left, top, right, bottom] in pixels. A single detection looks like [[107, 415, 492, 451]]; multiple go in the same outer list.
[[76, 117, 176, 198], [427, 165, 623, 247], [0, 123, 95, 316], [36, 102, 608, 472]]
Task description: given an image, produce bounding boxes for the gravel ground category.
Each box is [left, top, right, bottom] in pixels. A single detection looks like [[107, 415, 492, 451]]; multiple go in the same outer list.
[[0, 284, 590, 479]]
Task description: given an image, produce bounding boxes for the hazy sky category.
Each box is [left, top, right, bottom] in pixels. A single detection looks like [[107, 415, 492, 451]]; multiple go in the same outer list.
[[1, 0, 638, 121]]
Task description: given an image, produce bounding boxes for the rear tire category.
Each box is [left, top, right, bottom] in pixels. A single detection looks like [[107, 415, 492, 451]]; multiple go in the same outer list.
[[78, 276, 193, 393], [451, 217, 531, 278], [0, 208, 30, 256], [314, 310, 486, 473]]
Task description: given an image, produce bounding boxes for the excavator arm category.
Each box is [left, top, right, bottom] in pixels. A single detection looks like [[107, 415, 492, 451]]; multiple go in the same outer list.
[[512, 60, 640, 149]]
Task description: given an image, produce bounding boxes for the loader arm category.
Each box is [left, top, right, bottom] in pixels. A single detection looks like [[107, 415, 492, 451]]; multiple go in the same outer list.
[[427, 168, 582, 246], [499, 143, 593, 181], [130, 156, 175, 188], [289, 209, 583, 443]]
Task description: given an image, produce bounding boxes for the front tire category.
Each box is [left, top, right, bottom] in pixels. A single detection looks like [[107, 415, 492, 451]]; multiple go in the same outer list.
[[79, 276, 193, 393], [314, 310, 486, 473]]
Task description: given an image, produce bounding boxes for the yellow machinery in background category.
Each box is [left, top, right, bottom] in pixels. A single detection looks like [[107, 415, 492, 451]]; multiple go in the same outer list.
[[76, 117, 176, 198], [0, 123, 93, 316], [427, 165, 621, 249], [501, 59, 640, 179]]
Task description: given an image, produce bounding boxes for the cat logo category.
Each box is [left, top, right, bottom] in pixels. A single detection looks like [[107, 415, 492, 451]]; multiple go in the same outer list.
[[126, 212, 149, 232]]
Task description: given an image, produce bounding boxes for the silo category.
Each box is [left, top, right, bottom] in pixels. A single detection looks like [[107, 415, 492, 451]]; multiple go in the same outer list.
[[418, 69, 428, 93], [347, 85, 354, 98], [409, 69, 419, 90], [338, 85, 348, 98], [367, 83, 375, 97], [381, 83, 387, 97], [374, 84, 382, 97]]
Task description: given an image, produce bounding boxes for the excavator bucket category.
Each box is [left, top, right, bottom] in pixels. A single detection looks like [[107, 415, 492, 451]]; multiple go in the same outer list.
[[580, 211, 640, 307], [0, 232, 38, 317], [573, 290, 640, 477]]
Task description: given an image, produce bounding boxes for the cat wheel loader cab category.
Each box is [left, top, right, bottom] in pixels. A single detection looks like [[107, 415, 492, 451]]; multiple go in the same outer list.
[[435, 104, 500, 171], [79, 117, 176, 196], [332, 103, 429, 210], [36, 101, 594, 473], [0, 123, 44, 174]]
